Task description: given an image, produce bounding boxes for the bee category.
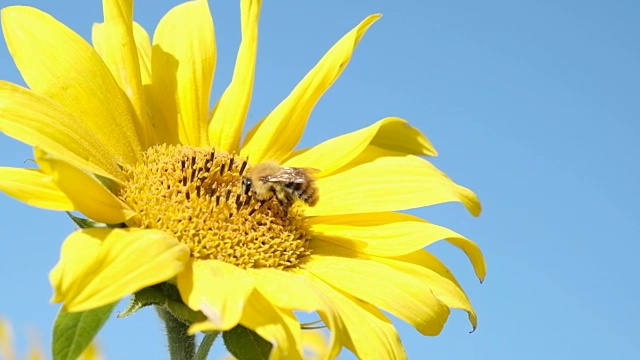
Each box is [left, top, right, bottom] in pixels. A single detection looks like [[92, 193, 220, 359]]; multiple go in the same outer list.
[[241, 161, 319, 207]]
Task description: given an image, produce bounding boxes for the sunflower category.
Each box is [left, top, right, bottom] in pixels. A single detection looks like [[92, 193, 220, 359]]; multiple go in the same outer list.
[[0, 317, 43, 360], [0, 0, 485, 359], [0, 317, 102, 360]]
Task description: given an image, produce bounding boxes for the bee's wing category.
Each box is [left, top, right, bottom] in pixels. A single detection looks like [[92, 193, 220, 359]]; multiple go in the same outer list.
[[263, 167, 310, 183], [303, 168, 321, 176]]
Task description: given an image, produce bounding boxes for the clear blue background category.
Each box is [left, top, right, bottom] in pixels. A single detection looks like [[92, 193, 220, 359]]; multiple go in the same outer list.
[[1, 0, 639, 359]]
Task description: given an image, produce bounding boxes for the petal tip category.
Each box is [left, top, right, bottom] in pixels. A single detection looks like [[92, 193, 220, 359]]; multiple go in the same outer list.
[[471, 204, 482, 217], [460, 187, 482, 217], [366, 13, 383, 25], [1, 5, 37, 21], [1, 5, 16, 17]]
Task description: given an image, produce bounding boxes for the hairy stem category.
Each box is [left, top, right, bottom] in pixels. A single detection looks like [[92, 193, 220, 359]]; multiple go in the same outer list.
[[156, 306, 196, 360]]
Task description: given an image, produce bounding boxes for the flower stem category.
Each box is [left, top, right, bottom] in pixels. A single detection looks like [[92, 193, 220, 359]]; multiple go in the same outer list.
[[194, 332, 219, 360], [156, 306, 196, 360]]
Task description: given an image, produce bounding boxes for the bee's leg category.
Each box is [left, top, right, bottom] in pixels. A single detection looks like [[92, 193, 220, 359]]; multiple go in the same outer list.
[[248, 206, 257, 216], [284, 190, 296, 208], [275, 196, 290, 217], [272, 186, 286, 207], [249, 199, 267, 216]]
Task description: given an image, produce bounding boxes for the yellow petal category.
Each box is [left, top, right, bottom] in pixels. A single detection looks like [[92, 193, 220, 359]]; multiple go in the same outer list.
[[306, 150, 481, 217], [300, 330, 330, 360], [240, 292, 302, 360], [132, 22, 152, 86], [208, 0, 260, 152], [95, 21, 152, 97], [0, 167, 73, 210], [303, 274, 406, 360], [49, 228, 189, 312], [0, 81, 123, 182], [241, 14, 380, 163], [252, 268, 343, 359], [303, 254, 450, 336], [177, 259, 254, 331], [91, 0, 155, 148], [190, 291, 303, 359], [377, 250, 478, 331], [1, 6, 142, 166], [36, 151, 135, 224], [0, 318, 15, 360], [249, 268, 328, 312], [130, 22, 172, 144], [446, 235, 487, 282], [26, 335, 45, 360], [241, 116, 266, 148], [312, 212, 486, 282], [151, 0, 215, 146], [309, 212, 480, 258], [311, 238, 483, 329], [77, 341, 102, 360], [368, 118, 437, 157], [285, 117, 436, 176]]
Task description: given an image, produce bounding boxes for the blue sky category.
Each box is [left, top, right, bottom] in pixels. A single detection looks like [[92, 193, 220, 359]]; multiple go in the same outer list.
[[1, 0, 639, 359]]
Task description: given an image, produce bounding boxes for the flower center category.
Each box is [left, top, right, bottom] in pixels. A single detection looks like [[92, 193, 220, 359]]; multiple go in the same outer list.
[[118, 144, 312, 269]]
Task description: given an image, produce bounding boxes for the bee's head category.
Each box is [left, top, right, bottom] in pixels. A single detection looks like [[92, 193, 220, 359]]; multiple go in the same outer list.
[[241, 176, 252, 195]]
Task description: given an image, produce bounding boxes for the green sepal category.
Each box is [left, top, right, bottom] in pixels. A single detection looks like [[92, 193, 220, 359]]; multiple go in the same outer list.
[[118, 284, 206, 324], [95, 173, 119, 193], [52, 302, 117, 360], [223, 324, 272, 360], [301, 319, 326, 330], [66, 212, 107, 228], [65, 212, 125, 229], [116, 290, 150, 318]]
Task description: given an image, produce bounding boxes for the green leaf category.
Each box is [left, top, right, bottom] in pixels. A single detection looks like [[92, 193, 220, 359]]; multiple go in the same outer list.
[[223, 325, 272, 360], [52, 302, 117, 360]]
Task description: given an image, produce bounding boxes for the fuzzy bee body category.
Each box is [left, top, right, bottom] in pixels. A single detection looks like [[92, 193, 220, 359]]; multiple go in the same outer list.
[[242, 161, 319, 207]]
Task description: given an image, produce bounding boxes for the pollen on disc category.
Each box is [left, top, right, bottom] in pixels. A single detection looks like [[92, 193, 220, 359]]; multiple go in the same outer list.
[[118, 144, 312, 269]]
